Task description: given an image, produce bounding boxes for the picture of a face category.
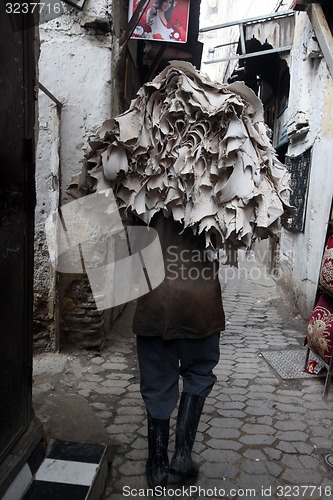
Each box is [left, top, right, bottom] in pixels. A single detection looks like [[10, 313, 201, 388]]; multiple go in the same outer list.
[[161, 0, 173, 11]]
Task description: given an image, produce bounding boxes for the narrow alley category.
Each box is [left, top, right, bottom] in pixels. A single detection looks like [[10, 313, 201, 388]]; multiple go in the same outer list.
[[32, 254, 333, 500], [2, 1, 333, 499]]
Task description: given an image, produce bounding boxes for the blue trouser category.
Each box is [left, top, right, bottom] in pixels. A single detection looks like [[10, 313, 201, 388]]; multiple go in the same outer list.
[[136, 333, 220, 419]]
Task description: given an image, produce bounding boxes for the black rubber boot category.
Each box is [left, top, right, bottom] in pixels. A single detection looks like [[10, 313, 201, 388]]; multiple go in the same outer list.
[[169, 392, 205, 477], [146, 413, 170, 489]]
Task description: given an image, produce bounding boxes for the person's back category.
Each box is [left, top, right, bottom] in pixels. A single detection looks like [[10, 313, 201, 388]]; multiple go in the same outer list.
[[133, 212, 225, 339]]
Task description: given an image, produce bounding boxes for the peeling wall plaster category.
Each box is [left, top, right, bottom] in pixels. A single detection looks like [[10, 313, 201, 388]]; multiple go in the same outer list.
[[35, 0, 115, 348]]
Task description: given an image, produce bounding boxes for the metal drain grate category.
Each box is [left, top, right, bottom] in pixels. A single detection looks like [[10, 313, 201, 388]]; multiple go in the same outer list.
[[260, 349, 324, 380]]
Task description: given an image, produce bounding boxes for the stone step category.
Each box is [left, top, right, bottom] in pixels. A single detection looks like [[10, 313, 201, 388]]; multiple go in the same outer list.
[[21, 440, 108, 500]]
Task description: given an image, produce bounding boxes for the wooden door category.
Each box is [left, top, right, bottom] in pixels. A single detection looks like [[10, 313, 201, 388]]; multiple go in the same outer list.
[[0, 5, 36, 463]]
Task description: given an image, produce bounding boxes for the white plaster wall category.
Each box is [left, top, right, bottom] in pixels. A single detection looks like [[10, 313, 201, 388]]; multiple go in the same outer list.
[[39, 1, 113, 202], [278, 12, 333, 318], [34, 0, 115, 345]]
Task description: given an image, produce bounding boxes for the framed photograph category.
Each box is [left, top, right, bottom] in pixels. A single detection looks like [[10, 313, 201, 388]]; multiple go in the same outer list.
[[129, 0, 190, 43]]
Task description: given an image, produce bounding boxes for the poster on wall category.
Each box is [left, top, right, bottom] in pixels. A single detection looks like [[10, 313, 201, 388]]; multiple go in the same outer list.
[[129, 0, 190, 43]]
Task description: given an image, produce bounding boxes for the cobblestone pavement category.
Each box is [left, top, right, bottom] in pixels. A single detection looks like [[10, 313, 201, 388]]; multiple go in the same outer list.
[[33, 255, 333, 500]]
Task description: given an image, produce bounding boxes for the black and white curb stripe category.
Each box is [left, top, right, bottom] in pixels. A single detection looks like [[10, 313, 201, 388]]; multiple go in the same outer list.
[[3, 440, 108, 500]]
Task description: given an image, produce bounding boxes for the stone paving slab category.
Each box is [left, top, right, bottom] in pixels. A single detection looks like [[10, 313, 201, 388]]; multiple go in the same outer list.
[[32, 257, 333, 500]]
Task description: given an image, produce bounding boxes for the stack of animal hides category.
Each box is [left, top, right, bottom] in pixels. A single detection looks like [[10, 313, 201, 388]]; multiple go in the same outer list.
[[68, 60, 292, 251]]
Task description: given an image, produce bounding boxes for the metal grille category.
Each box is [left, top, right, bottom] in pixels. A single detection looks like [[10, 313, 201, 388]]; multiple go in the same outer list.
[[261, 349, 324, 379]]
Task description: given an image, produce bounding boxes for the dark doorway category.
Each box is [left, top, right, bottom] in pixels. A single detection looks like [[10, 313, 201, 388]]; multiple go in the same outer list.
[[0, 4, 40, 495], [228, 37, 290, 161]]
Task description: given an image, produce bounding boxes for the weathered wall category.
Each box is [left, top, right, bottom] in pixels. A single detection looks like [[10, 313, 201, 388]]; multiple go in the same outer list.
[[34, 94, 60, 350], [278, 11, 333, 318], [38, 4, 113, 203], [34, 0, 117, 349]]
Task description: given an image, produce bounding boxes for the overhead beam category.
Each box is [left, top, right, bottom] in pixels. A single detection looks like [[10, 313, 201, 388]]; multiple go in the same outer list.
[[199, 10, 295, 33], [307, 4, 333, 80], [203, 46, 292, 65]]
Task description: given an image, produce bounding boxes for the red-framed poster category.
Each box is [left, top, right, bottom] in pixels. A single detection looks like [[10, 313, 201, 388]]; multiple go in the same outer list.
[[129, 0, 190, 43]]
